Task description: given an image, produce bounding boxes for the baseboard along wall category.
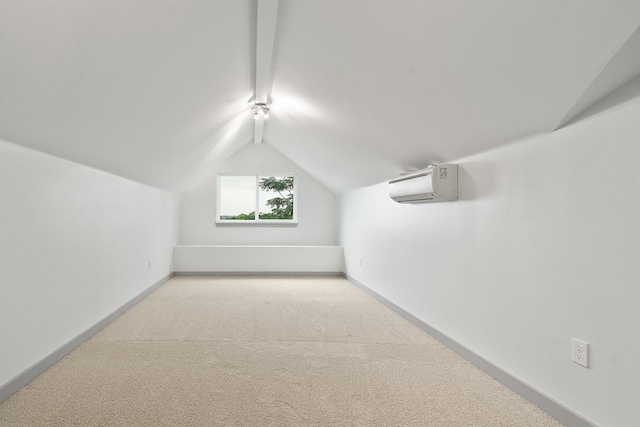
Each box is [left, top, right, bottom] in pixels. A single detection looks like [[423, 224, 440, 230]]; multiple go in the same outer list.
[[344, 274, 596, 427], [0, 273, 173, 404], [174, 271, 344, 277]]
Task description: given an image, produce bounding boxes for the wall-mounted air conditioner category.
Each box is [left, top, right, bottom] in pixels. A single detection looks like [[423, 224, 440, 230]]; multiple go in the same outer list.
[[389, 164, 458, 203]]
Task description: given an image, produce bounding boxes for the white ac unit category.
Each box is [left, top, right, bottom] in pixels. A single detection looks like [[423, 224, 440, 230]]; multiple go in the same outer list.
[[389, 164, 458, 203]]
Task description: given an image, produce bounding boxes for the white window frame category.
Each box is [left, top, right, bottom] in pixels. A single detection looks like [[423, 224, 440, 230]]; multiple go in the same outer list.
[[216, 173, 298, 226]]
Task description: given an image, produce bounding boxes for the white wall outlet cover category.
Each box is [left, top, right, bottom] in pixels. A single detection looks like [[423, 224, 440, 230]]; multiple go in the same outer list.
[[572, 338, 589, 368]]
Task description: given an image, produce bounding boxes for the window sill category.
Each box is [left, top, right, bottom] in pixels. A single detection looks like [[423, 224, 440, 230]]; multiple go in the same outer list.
[[215, 221, 298, 227]]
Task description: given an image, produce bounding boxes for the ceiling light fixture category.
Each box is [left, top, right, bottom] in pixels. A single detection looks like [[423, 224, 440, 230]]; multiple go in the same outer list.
[[252, 103, 270, 120]]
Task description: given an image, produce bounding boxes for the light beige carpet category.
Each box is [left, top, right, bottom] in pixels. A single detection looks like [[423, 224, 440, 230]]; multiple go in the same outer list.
[[0, 276, 563, 426]]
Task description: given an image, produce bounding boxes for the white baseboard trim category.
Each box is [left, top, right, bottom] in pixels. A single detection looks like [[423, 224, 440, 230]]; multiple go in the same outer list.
[[0, 273, 173, 404], [345, 274, 596, 427], [174, 271, 344, 277]]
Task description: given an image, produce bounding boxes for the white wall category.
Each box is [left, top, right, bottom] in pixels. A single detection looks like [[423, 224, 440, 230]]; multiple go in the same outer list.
[[338, 92, 640, 427], [179, 143, 337, 246], [0, 139, 179, 389]]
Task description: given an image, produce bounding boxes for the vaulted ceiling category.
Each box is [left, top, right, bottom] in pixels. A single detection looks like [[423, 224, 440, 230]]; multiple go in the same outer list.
[[1, 1, 640, 193]]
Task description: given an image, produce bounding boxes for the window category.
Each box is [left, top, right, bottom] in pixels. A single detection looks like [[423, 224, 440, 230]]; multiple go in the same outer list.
[[217, 174, 297, 225]]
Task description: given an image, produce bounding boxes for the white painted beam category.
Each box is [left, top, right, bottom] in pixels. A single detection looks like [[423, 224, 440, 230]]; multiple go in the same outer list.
[[254, 0, 279, 144], [253, 115, 265, 144], [256, 0, 279, 104]]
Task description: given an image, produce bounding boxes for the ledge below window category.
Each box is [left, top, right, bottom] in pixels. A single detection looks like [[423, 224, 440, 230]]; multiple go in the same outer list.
[[215, 221, 298, 227], [173, 245, 344, 274]]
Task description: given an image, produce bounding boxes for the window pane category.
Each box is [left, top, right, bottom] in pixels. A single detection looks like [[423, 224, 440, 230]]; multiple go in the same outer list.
[[258, 176, 294, 220], [220, 175, 256, 220]]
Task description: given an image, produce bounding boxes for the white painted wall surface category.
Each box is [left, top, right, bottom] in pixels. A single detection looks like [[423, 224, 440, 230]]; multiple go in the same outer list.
[[173, 245, 343, 273], [179, 143, 337, 245], [0, 139, 179, 389], [338, 93, 640, 426]]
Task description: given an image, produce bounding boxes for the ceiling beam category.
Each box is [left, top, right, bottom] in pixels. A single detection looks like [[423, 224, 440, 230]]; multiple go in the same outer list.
[[253, 115, 265, 144], [254, 0, 279, 144]]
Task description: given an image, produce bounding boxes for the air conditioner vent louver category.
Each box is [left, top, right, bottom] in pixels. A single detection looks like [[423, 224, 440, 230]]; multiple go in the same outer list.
[[389, 164, 457, 203]]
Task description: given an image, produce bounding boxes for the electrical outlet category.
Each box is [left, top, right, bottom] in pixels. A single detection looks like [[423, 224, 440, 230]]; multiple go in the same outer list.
[[359, 258, 363, 267], [572, 338, 589, 368], [148, 260, 151, 270]]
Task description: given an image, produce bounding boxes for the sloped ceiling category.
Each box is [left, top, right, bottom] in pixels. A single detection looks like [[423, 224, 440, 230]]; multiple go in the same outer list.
[[0, 0, 256, 190], [1, 1, 640, 194], [555, 23, 640, 129]]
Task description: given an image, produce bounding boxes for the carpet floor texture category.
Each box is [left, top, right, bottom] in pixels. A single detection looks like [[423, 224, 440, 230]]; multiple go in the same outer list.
[[0, 276, 563, 426]]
